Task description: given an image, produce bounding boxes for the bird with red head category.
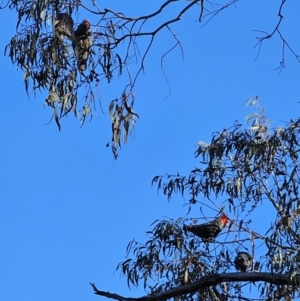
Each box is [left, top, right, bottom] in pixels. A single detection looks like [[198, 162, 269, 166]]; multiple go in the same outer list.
[[75, 19, 90, 36], [72, 19, 92, 72], [183, 213, 229, 242]]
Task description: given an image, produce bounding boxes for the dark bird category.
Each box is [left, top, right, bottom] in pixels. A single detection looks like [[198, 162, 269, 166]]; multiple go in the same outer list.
[[72, 19, 92, 71], [183, 213, 229, 241], [54, 13, 74, 41], [74, 19, 90, 36], [234, 252, 253, 272]]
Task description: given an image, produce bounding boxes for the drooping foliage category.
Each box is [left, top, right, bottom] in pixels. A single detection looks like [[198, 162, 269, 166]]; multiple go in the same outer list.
[[5, 0, 140, 158], [2, 0, 300, 299], [3, 0, 298, 158], [115, 103, 300, 300]]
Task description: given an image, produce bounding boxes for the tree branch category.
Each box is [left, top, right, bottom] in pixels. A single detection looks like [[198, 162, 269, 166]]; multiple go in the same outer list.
[[90, 272, 300, 301]]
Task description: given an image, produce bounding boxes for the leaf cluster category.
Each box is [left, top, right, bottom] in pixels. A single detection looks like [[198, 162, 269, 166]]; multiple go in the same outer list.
[[108, 92, 138, 159], [4, 0, 299, 159], [116, 114, 300, 300], [5, 0, 124, 131], [117, 218, 237, 300]]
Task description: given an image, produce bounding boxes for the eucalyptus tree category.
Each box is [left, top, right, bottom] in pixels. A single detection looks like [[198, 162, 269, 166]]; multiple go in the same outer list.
[[4, 0, 300, 299], [91, 103, 300, 300], [4, 0, 298, 158]]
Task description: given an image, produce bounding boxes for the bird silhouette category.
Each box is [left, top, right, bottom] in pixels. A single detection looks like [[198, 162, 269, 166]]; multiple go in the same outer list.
[[234, 252, 253, 272], [72, 20, 92, 71], [183, 213, 229, 241]]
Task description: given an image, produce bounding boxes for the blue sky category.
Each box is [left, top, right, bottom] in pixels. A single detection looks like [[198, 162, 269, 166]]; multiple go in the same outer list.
[[1, 0, 300, 300]]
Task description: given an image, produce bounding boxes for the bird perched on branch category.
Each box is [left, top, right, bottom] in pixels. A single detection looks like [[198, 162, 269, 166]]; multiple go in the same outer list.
[[183, 213, 229, 241], [54, 13, 74, 41], [72, 19, 92, 71], [234, 252, 253, 272]]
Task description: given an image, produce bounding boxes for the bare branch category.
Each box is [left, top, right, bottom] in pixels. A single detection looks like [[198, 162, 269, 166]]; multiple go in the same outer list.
[[254, 0, 299, 68], [90, 272, 300, 301]]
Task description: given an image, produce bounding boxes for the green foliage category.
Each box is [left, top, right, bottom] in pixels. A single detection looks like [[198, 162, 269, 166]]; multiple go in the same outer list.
[[108, 92, 138, 159], [4, 0, 132, 156], [4, 0, 300, 299], [4, 0, 299, 159], [117, 105, 300, 300], [117, 218, 233, 299]]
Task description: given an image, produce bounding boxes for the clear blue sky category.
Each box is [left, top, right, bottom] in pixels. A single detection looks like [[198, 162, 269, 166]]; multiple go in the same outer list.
[[1, 0, 300, 300]]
